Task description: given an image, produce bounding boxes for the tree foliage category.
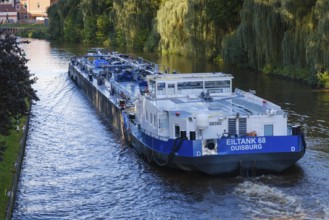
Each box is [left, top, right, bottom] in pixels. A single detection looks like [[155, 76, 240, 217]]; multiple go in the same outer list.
[[46, 0, 329, 87], [0, 34, 38, 136], [112, 0, 160, 49], [47, 2, 64, 40], [48, 0, 114, 43], [222, 0, 329, 88], [157, 0, 242, 58], [205, 0, 243, 31]]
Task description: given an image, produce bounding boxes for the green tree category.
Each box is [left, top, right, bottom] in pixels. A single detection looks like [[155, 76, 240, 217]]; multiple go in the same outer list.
[[96, 14, 111, 42], [48, 3, 64, 40], [206, 0, 243, 30], [0, 34, 39, 136], [81, 0, 113, 16], [63, 0, 83, 42], [83, 17, 97, 43], [48, 0, 84, 42]]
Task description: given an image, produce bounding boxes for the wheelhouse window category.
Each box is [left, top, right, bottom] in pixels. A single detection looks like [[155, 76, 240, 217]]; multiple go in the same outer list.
[[177, 81, 203, 94], [205, 80, 230, 93], [178, 81, 203, 90], [264, 124, 274, 136], [157, 82, 165, 95], [167, 83, 175, 95]]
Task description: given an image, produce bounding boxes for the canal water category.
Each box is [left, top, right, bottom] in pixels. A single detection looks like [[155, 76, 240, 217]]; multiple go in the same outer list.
[[12, 39, 329, 219]]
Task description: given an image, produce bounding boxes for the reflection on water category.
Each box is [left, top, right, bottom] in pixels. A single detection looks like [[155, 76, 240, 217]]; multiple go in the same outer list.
[[12, 39, 329, 219]]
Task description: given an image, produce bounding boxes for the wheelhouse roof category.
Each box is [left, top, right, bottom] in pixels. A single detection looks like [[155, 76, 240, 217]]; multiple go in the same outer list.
[[146, 72, 233, 82]]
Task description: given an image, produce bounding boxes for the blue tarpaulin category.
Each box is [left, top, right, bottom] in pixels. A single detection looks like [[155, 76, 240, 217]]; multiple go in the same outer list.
[[93, 59, 109, 68]]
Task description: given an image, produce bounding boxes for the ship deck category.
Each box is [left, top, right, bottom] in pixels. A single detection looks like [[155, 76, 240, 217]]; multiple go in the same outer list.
[[109, 77, 285, 118], [74, 58, 285, 118]]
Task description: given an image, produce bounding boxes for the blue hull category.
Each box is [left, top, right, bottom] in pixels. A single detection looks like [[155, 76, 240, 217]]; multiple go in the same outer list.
[[123, 113, 306, 175]]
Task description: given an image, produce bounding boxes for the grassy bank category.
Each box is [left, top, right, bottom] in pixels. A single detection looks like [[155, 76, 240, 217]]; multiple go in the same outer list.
[[0, 117, 27, 219]]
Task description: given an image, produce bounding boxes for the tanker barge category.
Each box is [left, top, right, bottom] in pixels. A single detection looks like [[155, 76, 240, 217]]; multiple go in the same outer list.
[[68, 49, 306, 175]]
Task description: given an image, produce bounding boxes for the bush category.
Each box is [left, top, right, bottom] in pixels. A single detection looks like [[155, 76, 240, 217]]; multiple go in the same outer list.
[[317, 71, 329, 88], [18, 28, 48, 39]]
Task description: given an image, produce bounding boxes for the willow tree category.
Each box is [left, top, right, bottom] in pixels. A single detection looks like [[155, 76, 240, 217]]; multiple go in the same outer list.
[[222, 0, 329, 87], [156, 0, 242, 58], [112, 0, 161, 49]]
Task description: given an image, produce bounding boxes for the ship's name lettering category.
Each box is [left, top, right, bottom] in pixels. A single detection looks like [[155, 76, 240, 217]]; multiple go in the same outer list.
[[226, 138, 258, 145], [226, 137, 266, 151], [231, 144, 262, 151]]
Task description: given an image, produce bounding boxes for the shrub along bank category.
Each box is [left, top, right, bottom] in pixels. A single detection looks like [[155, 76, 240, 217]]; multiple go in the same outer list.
[[18, 28, 48, 39]]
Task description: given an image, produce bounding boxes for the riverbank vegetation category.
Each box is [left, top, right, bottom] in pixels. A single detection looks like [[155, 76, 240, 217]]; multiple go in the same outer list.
[[0, 34, 38, 135], [0, 119, 26, 219], [223, 0, 329, 88], [0, 23, 48, 39], [47, 0, 242, 55], [47, 0, 329, 88], [0, 32, 38, 217], [18, 28, 48, 39]]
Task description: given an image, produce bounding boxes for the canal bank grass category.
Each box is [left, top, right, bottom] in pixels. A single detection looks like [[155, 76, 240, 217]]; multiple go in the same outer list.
[[0, 117, 27, 219]]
